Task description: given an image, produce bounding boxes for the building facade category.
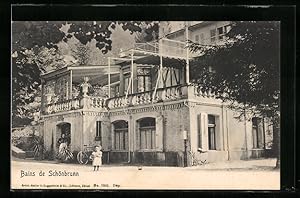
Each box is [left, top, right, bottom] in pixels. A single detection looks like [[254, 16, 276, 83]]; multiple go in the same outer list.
[[39, 21, 273, 166]]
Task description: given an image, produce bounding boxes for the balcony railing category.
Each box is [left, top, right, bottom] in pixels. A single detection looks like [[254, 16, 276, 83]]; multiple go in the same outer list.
[[42, 84, 220, 115], [107, 85, 188, 109], [43, 96, 107, 115], [44, 98, 81, 115], [89, 96, 107, 109]]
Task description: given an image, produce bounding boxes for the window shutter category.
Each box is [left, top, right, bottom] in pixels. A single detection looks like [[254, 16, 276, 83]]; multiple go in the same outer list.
[[156, 115, 164, 151], [198, 113, 208, 151], [258, 119, 264, 148]]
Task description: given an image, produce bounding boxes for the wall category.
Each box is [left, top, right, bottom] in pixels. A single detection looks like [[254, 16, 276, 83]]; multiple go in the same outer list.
[[41, 95, 273, 165], [81, 112, 111, 151], [108, 102, 189, 165], [188, 102, 228, 163], [108, 105, 183, 152], [190, 21, 231, 45], [43, 111, 83, 153]]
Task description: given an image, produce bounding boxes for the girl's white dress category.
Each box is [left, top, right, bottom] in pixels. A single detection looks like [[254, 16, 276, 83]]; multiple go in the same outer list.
[[91, 151, 102, 166]]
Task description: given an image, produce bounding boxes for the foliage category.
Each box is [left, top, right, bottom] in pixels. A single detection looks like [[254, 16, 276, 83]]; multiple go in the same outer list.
[[134, 22, 159, 43], [12, 21, 65, 52], [30, 135, 45, 160], [12, 21, 157, 126], [189, 151, 208, 166], [189, 21, 280, 119], [70, 42, 91, 65], [11, 126, 34, 148], [189, 21, 280, 166], [12, 46, 66, 126]]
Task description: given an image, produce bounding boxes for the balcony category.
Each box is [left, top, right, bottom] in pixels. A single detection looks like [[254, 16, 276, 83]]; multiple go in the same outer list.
[[107, 85, 188, 109], [42, 84, 220, 115], [43, 96, 107, 115]]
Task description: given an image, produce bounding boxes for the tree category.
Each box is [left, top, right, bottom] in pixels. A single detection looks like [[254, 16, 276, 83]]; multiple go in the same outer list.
[[70, 42, 91, 65], [189, 21, 280, 167], [134, 22, 159, 43], [12, 46, 67, 126], [11, 21, 158, 126]]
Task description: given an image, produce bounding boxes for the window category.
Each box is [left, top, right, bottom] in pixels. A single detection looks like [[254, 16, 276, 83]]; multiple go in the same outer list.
[[124, 74, 131, 95], [95, 121, 101, 141], [113, 84, 120, 97], [200, 33, 204, 44], [195, 35, 199, 43], [137, 68, 151, 93], [210, 29, 216, 43], [195, 33, 204, 44], [113, 120, 128, 150], [210, 25, 231, 43], [208, 115, 216, 150], [252, 117, 263, 149], [217, 27, 224, 40], [139, 117, 156, 150]]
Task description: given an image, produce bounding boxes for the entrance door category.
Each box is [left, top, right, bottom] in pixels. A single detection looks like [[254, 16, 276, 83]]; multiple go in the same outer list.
[[56, 122, 71, 149]]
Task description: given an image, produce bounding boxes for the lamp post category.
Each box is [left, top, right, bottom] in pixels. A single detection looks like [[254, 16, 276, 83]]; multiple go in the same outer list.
[[183, 130, 188, 167]]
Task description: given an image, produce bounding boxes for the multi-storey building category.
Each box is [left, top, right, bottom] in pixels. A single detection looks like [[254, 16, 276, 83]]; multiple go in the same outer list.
[[39, 21, 273, 166]]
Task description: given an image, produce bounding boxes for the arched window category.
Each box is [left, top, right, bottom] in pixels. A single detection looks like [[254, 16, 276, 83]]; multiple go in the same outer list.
[[113, 120, 128, 150], [139, 117, 156, 150]]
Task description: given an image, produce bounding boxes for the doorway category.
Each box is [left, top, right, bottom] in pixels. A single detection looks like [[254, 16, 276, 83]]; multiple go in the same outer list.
[[56, 122, 71, 149]]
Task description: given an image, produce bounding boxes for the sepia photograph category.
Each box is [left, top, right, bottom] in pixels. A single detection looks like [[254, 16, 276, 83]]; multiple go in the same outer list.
[[11, 20, 280, 190]]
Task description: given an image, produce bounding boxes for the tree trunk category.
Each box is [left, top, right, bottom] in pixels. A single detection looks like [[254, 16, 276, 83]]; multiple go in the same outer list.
[[272, 116, 280, 169]]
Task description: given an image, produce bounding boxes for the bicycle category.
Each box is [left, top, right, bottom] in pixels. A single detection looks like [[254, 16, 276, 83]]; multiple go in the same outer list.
[[77, 145, 94, 164]]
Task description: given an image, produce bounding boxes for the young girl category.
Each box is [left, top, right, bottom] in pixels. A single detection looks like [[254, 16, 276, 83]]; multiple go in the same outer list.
[[90, 145, 102, 171]]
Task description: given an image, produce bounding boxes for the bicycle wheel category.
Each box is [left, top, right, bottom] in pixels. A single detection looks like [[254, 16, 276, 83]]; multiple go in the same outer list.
[[77, 151, 89, 164]]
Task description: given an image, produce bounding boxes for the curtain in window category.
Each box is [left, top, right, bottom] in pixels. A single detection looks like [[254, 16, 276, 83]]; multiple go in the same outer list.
[[115, 130, 128, 150], [208, 127, 216, 150], [140, 128, 156, 149]]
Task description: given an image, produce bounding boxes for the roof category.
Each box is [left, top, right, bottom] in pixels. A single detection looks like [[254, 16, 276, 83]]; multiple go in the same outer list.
[[41, 65, 121, 85], [165, 21, 216, 38], [117, 54, 186, 68]]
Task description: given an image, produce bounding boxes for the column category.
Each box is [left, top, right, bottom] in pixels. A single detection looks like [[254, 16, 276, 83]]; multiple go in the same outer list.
[[132, 63, 138, 94], [156, 115, 164, 151], [119, 68, 124, 96]]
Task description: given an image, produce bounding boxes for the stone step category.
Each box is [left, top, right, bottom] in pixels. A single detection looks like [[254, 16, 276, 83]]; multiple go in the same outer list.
[[11, 145, 26, 159]]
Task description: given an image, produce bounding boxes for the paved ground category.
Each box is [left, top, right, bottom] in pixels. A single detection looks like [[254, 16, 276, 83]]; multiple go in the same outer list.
[[11, 158, 280, 190]]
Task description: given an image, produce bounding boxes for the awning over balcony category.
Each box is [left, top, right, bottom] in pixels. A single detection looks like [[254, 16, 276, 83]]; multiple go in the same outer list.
[[41, 65, 121, 85], [117, 54, 187, 68], [70, 66, 120, 85]]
